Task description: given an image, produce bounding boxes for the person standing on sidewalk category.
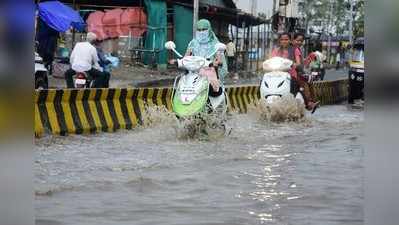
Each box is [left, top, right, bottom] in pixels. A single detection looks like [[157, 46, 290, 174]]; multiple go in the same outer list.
[[335, 51, 341, 70], [344, 45, 352, 69], [226, 39, 236, 74]]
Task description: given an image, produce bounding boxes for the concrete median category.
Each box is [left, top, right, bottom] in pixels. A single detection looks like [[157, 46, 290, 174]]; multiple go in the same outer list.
[[35, 79, 348, 137]]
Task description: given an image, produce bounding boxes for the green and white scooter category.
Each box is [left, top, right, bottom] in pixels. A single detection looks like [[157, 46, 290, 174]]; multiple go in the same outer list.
[[164, 41, 227, 119]]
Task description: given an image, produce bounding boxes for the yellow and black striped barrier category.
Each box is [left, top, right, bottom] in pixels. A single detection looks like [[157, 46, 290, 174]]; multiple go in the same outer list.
[[312, 79, 348, 105], [35, 88, 173, 136], [226, 85, 260, 113], [35, 79, 347, 137]]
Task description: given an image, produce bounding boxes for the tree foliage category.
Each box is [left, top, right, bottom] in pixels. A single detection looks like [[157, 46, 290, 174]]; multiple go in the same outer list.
[[302, 0, 364, 37]]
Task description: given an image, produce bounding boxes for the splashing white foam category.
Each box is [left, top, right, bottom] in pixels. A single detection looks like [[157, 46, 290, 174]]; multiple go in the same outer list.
[[249, 95, 307, 123]]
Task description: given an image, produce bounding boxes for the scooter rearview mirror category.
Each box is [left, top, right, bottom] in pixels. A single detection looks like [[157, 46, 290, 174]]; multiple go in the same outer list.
[[165, 41, 183, 58], [165, 41, 176, 50]]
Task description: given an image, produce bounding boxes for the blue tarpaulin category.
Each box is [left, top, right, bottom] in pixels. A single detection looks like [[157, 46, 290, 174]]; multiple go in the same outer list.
[[38, 1, 85, 32]]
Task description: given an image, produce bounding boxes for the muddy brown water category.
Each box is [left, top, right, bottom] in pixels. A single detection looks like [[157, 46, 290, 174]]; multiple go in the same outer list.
[[35, 104, 363, 225]]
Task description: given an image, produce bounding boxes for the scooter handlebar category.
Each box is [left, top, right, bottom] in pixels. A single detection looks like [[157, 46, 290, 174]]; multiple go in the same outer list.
[[165, 41, 184, 58]]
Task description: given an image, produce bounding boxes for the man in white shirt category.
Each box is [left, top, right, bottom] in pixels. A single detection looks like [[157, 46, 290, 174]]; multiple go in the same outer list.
[[64, 32, 107, 88], [226, 39, 236, 73]]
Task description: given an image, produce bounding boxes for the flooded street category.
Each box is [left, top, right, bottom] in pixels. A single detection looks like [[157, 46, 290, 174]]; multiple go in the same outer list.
[[35, 105, 363, 225]]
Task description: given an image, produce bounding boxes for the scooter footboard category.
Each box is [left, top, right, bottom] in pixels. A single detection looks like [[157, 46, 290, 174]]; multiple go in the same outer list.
[[208, 85, 223, 97]]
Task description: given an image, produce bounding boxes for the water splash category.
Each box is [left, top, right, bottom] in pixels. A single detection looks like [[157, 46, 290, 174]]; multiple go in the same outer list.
[[140, 104, 178, 128], [249, 95, 306, 123], [140, 104, 229, 141], [174, 112, 228, 141]]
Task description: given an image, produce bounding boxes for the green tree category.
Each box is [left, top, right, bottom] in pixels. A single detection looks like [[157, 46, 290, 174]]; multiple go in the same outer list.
[[353, 0, 364, 37], [302, 0, 364, 37], [332, 0, 348, 35]]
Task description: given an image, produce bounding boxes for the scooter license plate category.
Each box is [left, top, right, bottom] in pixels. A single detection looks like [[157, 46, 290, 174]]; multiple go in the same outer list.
[[311, 72, 319, 76], [75, 79, 86, 85]]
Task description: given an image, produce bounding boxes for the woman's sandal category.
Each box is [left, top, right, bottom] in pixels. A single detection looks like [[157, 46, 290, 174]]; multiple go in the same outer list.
[[311, 101, 320, 114]]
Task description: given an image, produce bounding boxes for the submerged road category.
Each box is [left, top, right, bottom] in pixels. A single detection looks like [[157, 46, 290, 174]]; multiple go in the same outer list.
[[35, 104, 363, 225]]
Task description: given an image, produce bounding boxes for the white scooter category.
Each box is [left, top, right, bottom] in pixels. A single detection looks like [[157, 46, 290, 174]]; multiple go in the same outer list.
[[164, 41, 228, 119], [260, 57, 305, 105]]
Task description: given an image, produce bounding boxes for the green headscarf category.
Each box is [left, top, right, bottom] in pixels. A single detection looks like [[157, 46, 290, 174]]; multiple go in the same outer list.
[[196, 19, 218, 43], [197, 19, 210, 30], [187, 19, 228, 82]]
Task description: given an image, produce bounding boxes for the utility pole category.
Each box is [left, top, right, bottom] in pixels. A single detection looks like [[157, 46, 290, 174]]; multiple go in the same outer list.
[[193, 0, 199, 38], [348, 0, 354, 45], [327, 0, 334, 64], [269, 0, 277, 55]]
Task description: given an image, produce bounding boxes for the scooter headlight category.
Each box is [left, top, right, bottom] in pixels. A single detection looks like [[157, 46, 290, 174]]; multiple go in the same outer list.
[[182, 56, 206, 71], [268, 61, 280, 70], [263, 57, 293, 72]]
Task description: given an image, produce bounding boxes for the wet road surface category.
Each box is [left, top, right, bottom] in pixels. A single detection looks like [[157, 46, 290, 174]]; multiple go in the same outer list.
[[35, 104, 363, 225]]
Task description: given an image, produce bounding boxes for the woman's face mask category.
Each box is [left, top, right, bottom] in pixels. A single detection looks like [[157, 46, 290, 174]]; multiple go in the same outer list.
[[196, 29, 209, 43]]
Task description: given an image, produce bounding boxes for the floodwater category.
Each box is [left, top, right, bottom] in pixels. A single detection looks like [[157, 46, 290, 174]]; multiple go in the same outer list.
[[35, 104, 363, 225]]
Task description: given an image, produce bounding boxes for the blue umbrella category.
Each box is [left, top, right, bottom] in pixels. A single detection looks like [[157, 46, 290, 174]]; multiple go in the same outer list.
[[38, 1, 85, 32]]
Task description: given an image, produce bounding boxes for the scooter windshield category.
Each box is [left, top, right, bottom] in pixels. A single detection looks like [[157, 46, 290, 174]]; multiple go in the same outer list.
[[263, 57, 293, 72], [182, 56, 206, 71]]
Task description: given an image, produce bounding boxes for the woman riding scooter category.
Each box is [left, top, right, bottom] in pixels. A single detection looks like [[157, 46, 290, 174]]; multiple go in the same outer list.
[[169, 19, 227, 96], [271, 32, 319, 113], [292, 33, 320, 112]]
